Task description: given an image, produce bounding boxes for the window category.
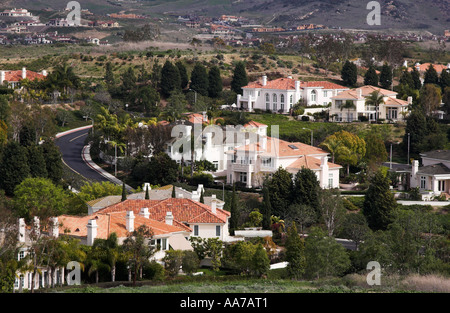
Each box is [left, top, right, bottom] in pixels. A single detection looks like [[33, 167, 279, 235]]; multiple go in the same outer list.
[[262, 157, 272, 167], [272, 94, 277, 111], [213, 161, 219, 170], [328, 174, 334, 188], [18, 250, 25, 260], [439, 180, 445, 192], [290, 95, 294, 109], [311, 90, 317, 102], [323, 90, 328, 97], [347, 112, 354, 122], [216, 225, 221, 237], [265, 93, 270, 111], [194, 225, 199, 236], [335, 100, 342, 109], [420, 176, 426, 189]]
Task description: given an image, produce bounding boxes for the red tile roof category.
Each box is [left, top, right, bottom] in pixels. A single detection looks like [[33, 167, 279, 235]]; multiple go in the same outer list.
[[300, 81, 348, 90], [3, 70, 45, 82], [244, 121, 268, 128], [286, 155, 342, 172], [243, 77, 296, 90]]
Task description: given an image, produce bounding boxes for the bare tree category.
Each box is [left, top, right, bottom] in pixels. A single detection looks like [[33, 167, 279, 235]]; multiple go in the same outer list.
[[317, 189, 346, 237]]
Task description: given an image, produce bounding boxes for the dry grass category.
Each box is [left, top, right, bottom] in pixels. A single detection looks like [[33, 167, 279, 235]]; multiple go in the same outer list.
[[401, 274, 450, 293]]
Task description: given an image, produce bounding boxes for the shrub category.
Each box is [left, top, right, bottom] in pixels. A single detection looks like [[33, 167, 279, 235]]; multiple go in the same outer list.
[[182, 251, 200, 275], [142, 261, 165, 281]]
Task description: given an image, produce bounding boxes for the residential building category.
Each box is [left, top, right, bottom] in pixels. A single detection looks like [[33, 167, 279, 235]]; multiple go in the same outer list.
[[226, 136, 342, 189], [407, 62, 450, 76], [0, 8, 33, 17], [329, 85, 410, 122], [236, 75, 348, 113], [0, 67, 47, 88]]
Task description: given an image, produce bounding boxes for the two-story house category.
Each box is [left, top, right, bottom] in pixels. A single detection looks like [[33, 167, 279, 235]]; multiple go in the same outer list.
[[236, 75, 348, 113], [329, 85, 410, 122], [0, 67, 47, 88]]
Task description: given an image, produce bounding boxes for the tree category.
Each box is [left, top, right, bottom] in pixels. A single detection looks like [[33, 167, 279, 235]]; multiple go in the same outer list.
[[199, 189, 204, 203], [181, 250, 200, 275], [171, 185, 176, 198], [341, 100, 356, 122], [122, 224, 155, 286], [26, 145, 48, 179], [411, 67, 422, 90], [286, 203, 315, 235], [251, 244, 270, 277], [261, 187, 272, 230], [419, 84, 442, 116], [163, 250, 184, 277], [0, 141, 30, 196], [41, 140, 63, 185], [13, 177, 70, 221], [229, 184, 239, 236], [365, 90, 385, 123], [145, 185, 150, 200], [264, 167, 293, 218], [424, 64, 439, 85], [121, 181, 127, 201], [231, 62, 248, 95], [363, 170, 397, 231], [379, 63, 393, 90], [104, 62, 115, 87], [339, 213, 371, 250], [160, 61, 181, 98], [292, 167, 320, 210], [285, 222, 306, 279], [364, 66, 379, 86], [175, 61, 189, 90], [318, 189, 346, 237], [439, 69, 450, 91], [207, 66, 223, 98], [147, 152, 179, 185], [78, 181, 123, 202], [341, 60, 357, 87], [304, 227, 351, 279], [190, 63, 209, 97], [363, 133, 388, 168]]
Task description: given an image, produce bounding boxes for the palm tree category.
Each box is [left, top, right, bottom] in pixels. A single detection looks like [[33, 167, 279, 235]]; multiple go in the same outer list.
[[340, 100, 356, 122], [365, 90, 385, 123], [319, 137, 351, 164]]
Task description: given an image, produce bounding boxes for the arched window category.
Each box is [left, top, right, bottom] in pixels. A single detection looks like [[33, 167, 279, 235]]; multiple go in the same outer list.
[[265, 93, 270, 111], [280, 94, 285, 111], [290, 95, 294, 109], [311, 90, 317, 103], [273, 94, 277, 111]]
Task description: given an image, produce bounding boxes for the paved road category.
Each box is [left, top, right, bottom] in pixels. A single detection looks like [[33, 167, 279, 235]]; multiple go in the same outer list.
[[56, 127, 110, 183]]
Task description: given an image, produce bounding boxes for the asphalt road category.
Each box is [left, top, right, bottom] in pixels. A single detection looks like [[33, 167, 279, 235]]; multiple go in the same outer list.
[[56, 127, 110, 183]]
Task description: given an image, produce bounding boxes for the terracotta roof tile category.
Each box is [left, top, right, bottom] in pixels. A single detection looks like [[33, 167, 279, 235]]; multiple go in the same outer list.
[[3, 70, 45, 82], [286, 155, 342, 172], [243, 78, 296, 90], [300, 81, 348, 90]]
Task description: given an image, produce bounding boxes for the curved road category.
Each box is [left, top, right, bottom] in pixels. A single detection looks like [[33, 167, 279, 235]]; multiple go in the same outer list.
[[56, 126, 110, 183]]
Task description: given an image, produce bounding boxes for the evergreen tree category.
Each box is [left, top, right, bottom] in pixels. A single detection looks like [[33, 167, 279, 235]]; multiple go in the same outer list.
[[231, 62, 248, 95], [175, 61, 189, 90], [190, 63, 209, 97], [424, 64, 439, 85], [265, 167, 293, 219], [207, 66, 223, 98], [292, 168, 320, 211], [121, 67, 137, 98], [41, 140, 63, 185], [199, 189, 204, 204], [121, 181, 127, 201], [27, 145, 48, 179], [379, 63, 393, 90], [172, 185, 176, 198], [341, 60, 357, 87], [363, 170, 397, 231], [399, 70, 414, 89], [229, 184, 239, 236], [439, 69, 450, 91], [411, 67, 422, 90], [104, 62, 115, 86], [145, 185, 149, 200], [261, 187, 272, 230], [0, 141, 30, 196], [251, 244, 270, 277], [364, 66, 379, 86], [160, 61, 181, 98], [285, 222, 306, 279]]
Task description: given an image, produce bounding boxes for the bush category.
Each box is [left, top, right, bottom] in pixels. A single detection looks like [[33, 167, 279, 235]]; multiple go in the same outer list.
[[142, 261, 165, 281], [182, 251, 200, 275], [301, 116, 310, 122]]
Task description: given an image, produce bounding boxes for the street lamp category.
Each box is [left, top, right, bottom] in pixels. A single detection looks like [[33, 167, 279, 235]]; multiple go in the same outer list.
[[83, 116, 94, 135], [188, 89, 197, 105], [105, 140, 118, 177], [214, 180, 225, 201], [303, 127, 313, 146], [407, 132, 410, 165]]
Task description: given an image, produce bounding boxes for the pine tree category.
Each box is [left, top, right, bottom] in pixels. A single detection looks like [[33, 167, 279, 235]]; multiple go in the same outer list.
[[231, 62, 248, 95], [379, 63, 393, 90], [364, 66, 379, 86], [145, 185, 149, 200], [424, 64, 439, 85], [292, 168, 320, 211], [160, 61, 181, 98], [121, 181, 127, 201], [341, 60, 357, 87], [172, 185, 176, 198], [411, 67, 422, 90], [363, 170, 397, 231], [399, 70, 414, 89], [439, 69, 450, 91], [0, 141, 30, 196], [199, 189, 204, 204], [285, 222, 306, 279], [41, 140, 63, 185], [27, 145, 48, 179], [104, 62, 115, 86], [175, 61, 189, 90], [229, 184, 239, 236], [207, 66, 223, 98], [190, 63, 209, 97], [261, 187, 272, 230]]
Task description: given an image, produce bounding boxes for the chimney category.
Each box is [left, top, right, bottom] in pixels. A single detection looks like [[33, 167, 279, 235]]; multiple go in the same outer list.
[[202, 111, 207, 122], [86, 219, 98, 246], [22, 67, 26, 80], [140, 207, 149, 219], [295, 81, 300, 93], [197, 184, 204, 196], [143, 183, 151, 192], [178, 193, 184, 199], [261, 136, 267, 150], [287, 75, 293, 79], [357, 88, 362, 99], [50, 217, 59, 238], [42, 70, 48, 77], [165, 212, 174, 226], [18, 218, 26, 243], [211, 195, 217, 214], [262, 75, 267, 86], [407, 96, 413, 105], [412, 160, 419, 177], [126, 211, 135, 232], [33, 216, 40, 237], [320, 156, 329, 188], [0, 71, 5, 85]]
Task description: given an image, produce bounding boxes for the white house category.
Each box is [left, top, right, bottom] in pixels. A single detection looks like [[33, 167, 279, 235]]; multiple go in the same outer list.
[[410, 150, 450, 199], [236, 75, 348, 113], [0, 67, 47, 88], [226, 136, 342, 189], [329, 85, 410, 122]]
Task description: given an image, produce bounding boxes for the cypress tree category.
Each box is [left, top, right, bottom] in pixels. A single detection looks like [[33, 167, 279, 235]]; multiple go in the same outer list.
[[229, 184, 239, 236], [341, 60, 357, 87], [41, 140, 63, 185], [104, 62, 115, 86], [411, 67, 422, 90], [231, 62, 248, 95], [379, 63, 393, 90], [292, 168, 320, 212], [172, 185, 176, 198], [175, 61, 189, 90], [207, 66, 223, 98], [439, 69, 450, 91], [261, 187, 272, 230], [424, 64, 439, 85], [199, 189, 204, 203], [0, 141, 30, 196], [285, 222, 306, 279], [364, 66, 379, 86], [145, 185, 149, 200], [399, 70, 414, 89], [121, 181, 127, 201], [160, 61, 181, 98], [27, 145, 48, 179], [190, 63, 209, 97]]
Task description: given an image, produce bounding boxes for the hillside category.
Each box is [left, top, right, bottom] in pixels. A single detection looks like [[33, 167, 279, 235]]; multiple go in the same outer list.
[[0, 0, 448, 34]]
